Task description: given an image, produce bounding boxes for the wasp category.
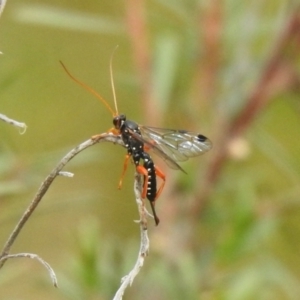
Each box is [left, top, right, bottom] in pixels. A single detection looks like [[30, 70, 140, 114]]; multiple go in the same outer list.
[[60, 57, 212, 225]]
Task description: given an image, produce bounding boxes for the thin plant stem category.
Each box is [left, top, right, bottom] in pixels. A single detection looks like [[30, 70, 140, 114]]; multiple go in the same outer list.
[[0, 133, 122, 268], [113, 172, 150, 300]]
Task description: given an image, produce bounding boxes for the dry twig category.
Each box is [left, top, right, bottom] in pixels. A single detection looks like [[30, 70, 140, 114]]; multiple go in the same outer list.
[[113, 172, 150, 300], [0, 113, 27, 133], [0, 253, 58, 287], [0, 133, 122, 268], [0, 132, 152, 296]]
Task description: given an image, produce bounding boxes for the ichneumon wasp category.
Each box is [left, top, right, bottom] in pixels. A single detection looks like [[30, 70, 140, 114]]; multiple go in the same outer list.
[[60, 56, 212, 225]]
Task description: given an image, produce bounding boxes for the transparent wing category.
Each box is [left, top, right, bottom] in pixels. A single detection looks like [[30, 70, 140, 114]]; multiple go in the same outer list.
[[137, 126, 212, 171]]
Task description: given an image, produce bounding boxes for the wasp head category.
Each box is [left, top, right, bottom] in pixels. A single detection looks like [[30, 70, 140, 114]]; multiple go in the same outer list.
[[113, 114, 126, 129]]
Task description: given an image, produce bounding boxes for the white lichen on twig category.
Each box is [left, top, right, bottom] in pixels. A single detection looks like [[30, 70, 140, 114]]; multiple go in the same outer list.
[[58, 171, 74, 177], [0, 252, 58, 287], [0, 113, 27, 134], [113, 172, 150, 300]]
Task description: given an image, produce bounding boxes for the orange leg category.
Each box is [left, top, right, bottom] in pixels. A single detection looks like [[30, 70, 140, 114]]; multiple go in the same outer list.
[[118, 154, 131, 190], [153, 165, 166, 200], [151, 166, 165, 225], [91, 127, 120, 140], [91, 133, 105, 140], [136, 165, 149, 198]]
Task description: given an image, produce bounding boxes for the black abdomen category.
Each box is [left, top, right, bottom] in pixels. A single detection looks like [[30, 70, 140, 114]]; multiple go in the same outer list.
[[142, 153, 157, 202]]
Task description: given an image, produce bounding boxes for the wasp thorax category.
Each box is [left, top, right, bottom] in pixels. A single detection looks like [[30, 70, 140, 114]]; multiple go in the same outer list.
[[113, 114, 126, 129]]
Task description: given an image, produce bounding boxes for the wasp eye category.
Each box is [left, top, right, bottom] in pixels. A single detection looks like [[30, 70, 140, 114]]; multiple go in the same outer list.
[[113, 117, 119, 128], [113, 114, 126, 129]]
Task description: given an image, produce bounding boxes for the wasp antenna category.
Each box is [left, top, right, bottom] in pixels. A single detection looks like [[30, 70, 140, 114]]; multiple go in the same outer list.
[[109, 45, 119, 116], [59, 61, 115, 117]]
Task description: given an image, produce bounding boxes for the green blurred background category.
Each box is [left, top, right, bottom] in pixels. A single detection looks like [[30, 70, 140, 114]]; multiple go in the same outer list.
[[1, 0, 300, 299]]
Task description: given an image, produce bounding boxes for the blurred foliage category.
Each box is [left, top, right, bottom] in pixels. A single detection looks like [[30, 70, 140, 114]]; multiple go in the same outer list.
[[1, 0, 300, 299]]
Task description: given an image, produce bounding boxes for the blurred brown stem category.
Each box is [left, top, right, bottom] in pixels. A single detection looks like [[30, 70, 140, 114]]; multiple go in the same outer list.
[[196, 0, 222, 108], [125, 0, 158, 124], [193, 7, 300, 216]]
